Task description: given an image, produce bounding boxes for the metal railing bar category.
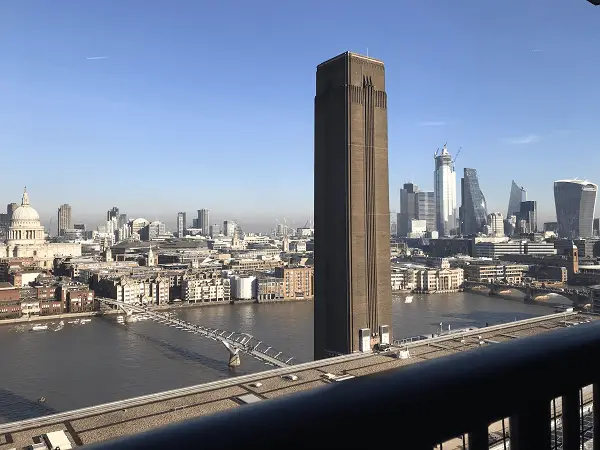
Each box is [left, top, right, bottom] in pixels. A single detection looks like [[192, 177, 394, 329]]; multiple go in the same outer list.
[[85, 321, 600, 450]]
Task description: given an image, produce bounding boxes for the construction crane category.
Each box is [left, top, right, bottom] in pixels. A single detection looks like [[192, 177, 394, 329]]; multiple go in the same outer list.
[[282, 217, 289, 238], [452, 146, 462, 170], [433, 142, 448, 159]]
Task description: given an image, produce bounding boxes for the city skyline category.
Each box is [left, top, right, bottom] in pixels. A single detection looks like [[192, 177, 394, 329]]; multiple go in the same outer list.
[[3, 1, 600, 222]]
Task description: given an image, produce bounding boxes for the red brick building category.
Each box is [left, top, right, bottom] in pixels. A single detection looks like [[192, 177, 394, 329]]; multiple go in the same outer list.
[[0, 257, 38, 282], [59, 285, 95, 313], [0, 282, 21, 319], [274, 266, 314, 299]]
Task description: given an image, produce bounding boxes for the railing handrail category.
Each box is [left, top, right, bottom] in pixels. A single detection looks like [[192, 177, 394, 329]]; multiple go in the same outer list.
[[86, 320, 600, 449]]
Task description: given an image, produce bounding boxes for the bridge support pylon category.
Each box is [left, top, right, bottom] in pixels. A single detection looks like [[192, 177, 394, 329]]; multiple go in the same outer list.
[[221, 340, 241, 367], [116, 305, 135, 323]]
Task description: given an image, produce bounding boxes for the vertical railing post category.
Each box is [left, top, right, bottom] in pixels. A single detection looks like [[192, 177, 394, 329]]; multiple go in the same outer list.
[[594, 383, 600, 450], [562, 388, 580, 450], [509, 400, 551, 450], [468, 423, 489, 450]]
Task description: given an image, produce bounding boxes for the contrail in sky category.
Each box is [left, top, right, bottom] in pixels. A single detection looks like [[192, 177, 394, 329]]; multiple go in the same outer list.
[[86, 56, 109, 60]]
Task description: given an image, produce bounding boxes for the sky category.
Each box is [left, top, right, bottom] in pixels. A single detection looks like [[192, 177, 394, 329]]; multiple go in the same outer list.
[[2, 0, 600, 231]]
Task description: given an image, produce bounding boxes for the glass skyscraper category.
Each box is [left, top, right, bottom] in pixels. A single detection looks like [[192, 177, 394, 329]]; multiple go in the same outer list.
[[507, 180, 526, 218], [459, 168, 488, 235], [434, 144, 458, 236], [554, 179, 597, 238]]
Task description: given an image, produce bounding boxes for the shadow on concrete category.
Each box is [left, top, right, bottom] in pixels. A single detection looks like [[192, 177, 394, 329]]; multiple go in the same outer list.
[[435, 311, 542, 330], [0, 388, 58, 423]]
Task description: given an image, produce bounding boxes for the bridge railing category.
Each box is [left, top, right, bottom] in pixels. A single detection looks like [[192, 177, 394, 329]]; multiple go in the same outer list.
[[98, 298, 296, 366], [87, 320, 600, 450]]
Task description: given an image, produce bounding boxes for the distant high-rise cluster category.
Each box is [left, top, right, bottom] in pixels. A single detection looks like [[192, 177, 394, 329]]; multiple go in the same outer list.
[[397, 183, 435, 238], [396, 154, 553, 238], [501, 181, 538, 235]]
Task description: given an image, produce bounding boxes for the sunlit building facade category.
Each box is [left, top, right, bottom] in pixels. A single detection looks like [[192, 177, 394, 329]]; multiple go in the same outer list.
[[554, 179, 597, 238], [459, 168, 487, 235], [507, 180, 527, 219], [434, 144, 458, 236]]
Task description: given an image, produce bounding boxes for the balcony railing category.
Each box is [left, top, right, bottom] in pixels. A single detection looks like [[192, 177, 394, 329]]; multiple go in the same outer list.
[[87, 321, 600, 450]]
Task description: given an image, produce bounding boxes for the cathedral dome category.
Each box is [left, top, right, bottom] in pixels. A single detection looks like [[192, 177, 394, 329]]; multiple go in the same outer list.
[[10, 188, 41, 225], [11, 205, 40, 222]]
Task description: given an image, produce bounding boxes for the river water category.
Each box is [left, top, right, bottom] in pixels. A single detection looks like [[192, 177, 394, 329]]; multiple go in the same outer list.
[[0, 292, 564, 423]]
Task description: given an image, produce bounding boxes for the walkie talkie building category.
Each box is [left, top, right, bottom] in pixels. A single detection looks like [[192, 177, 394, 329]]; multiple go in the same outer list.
[[554, 179, 597, 238]]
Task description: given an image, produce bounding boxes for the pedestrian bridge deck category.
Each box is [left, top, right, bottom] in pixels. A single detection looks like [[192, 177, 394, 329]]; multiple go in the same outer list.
[[0, 312, 597, 449]]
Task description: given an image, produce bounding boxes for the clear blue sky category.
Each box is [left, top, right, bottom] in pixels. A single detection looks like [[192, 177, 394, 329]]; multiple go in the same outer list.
[[1, 0, 599, 229]]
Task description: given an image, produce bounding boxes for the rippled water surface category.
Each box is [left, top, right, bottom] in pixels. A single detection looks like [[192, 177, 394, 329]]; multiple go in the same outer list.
[[0, 292, 559, 423]]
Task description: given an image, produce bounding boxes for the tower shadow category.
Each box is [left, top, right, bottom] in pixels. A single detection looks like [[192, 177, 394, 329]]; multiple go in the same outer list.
[[0, 389, 58, 423]]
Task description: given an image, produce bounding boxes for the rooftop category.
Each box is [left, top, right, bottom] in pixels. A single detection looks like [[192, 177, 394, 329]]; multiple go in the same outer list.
[[317, 51, 384, 68], [555, 179, 599, 188], [0, 312, 595, 449]]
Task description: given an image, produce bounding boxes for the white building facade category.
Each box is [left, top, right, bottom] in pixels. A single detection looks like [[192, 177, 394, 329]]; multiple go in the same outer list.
[[434, 144, 458, 236], [487, 212, 505, 237]]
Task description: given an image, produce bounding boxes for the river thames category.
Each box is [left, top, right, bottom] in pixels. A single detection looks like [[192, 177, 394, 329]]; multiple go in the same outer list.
[[0, 292, 565, 423]]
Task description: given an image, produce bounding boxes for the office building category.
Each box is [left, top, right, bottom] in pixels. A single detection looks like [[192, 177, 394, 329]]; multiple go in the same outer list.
[[177, 212, 187, 238], [7, 203, 18, 219], [554, 179, 598, 238], [519, 200, 537, 233], [223, 220, 237, 238], [398, 183, 418, 237], [507, 181, 526, 219], [198, 209, 210, 235], [140, 221, 166, 241], [459, 168, 487, 236], [434, 144, 458, 236], [397, 184, 435, 237], [544, 221, 559, 233], [118, 214, 128, 228], [416, 191, 436, 233], [594, 218, 600, 237], [487, 212, 504, 237], [475, 241, 556, 258], [107, 207, 119, 222], [314, 51, 392, 359], [209, 224, 221, 238], [57, 204, 72, 237]]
